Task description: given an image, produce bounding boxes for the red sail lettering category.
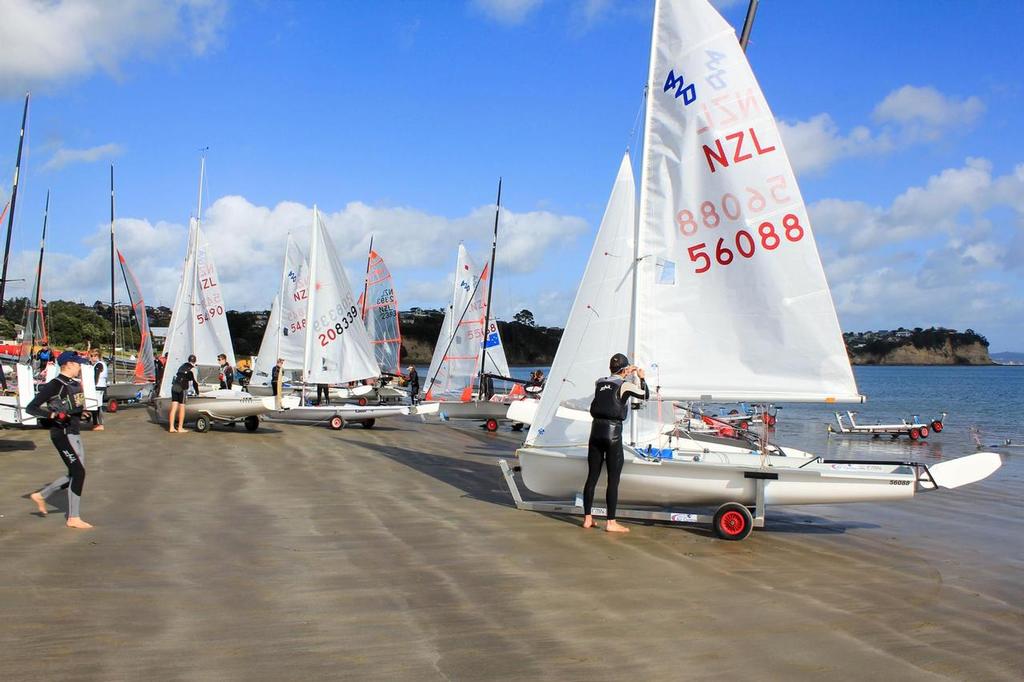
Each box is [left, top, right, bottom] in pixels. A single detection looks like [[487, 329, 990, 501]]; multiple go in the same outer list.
[[703, 139, 729, 173], [750, 128, 776, 155], [727, 130, 752, 163]]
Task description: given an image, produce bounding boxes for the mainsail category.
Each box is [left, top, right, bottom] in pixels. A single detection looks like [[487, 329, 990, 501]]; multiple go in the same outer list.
[[159, 219, 236, 396], [361, 248, 403, 375], [633, 0, 859, 405], [252, 236, 309, 385], [302, 207, 379, 386], [117, 249, 156, 383]]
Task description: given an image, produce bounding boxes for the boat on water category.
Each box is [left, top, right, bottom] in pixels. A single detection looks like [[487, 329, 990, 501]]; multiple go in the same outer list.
[[263, 207, 429, 429], [150, 156, 294, 432], [507, 0, 1001, 539]]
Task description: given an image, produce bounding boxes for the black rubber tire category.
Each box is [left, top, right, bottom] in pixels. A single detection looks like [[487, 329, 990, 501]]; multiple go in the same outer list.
[[244, 416, 259, 432], [361, 419, 375, 429], [919, 426, 929, 438], [329, 416, 344, 430], [713, 503, 753, 541], [485, 418, 499, 432], [106, 399, 119, 413], [739, 421, 749, 430], [931, 420, 943, 432], [195, 415, 211, 433], [909, 428, 920, 441], [357, 397, 368, 407]]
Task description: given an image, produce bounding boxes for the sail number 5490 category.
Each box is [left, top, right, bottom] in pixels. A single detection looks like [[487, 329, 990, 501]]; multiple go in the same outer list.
[[688, 214, 804, 274]]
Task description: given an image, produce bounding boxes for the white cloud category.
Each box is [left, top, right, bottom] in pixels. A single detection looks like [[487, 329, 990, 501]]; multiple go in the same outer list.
[[0, 0, 228, 96], [471, 0, 543, 25], [778, 85, 985, 175], [41, 143, 123, 171], [18, 194, 588, 326], [810, 159, 1024, 347], [872, 85, 985, 141]]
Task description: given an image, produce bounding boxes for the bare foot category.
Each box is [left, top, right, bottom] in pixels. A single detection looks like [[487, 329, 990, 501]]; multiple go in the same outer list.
[[176, 428, 189, 433], [582, 515, 596, 529], [605, 520, 630, 533], [65, 517, 93, 529], [93, 425, 105, 431], [29, 491, 48, 515]]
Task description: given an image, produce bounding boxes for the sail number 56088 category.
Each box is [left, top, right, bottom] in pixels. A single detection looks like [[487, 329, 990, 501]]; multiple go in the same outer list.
[[687, 214, 804, 274]]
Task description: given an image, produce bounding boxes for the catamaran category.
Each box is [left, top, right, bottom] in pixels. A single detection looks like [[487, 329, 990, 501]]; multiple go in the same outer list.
[[151, 157, 293, 432], [263, 207, 426, 429], [503, 0, 1000, 540]]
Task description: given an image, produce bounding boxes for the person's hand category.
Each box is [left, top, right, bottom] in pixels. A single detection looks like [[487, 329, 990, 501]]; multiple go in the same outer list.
[[634, 366, 645, 380]]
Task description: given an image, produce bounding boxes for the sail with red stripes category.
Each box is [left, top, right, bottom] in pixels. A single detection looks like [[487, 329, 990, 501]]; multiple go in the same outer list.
[[361, 249, 403, 376], [117, 249, 156, 383]]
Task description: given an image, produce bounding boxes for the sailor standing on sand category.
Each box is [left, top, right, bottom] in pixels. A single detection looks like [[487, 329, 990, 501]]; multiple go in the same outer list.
[[406, 365, 419, 404], [582, 353, 649, 533], [26, 351, 93, 529], [168, 355, 200, 433], [89, 349, 106, 431]]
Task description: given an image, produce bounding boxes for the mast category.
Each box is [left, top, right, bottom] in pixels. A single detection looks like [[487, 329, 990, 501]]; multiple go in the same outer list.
[[361, 235, 373, 320], [190, 152, 206, 354], [477, 178, 501, 399], [110, 164, 116, 382], [739, 0, 759, 52], [28, 190, 48, 356], [0, 93, 29, 321], [274, 235, 291, 369], [301, 207, 320, 401]]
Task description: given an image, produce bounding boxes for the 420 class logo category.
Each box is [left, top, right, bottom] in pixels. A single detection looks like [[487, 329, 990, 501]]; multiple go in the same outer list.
[[664, 69, 696, 106]]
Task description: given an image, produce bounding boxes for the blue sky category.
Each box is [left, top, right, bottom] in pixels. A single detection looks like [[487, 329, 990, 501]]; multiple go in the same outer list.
[[0, 0, 1022, 351]]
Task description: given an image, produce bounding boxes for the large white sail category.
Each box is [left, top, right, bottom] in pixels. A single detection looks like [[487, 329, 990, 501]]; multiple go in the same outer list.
[[526, 153, 636, 447], [424, 244, 486, 401], [159, 220, 236, 397], [632, 0, 859, 405], [252, 236, 309, 385], [302, 207, 379, 386]]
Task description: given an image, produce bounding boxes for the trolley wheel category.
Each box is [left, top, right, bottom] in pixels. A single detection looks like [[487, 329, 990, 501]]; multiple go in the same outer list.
[[357, 397, 368, 407], [909, 427, 920, 441], [713, 503, 753, 541], [931, 420, 943, 432], [361, 418, 375, 429], [485, 418, 499, 432], [329, 416, 344, 430], [765, 414, 776, 427], [106, 399, 119, 413], [739, 421, 749, 430], [919, 425, 929, 438], [195, 415, 211, 433], [244, 415, 259, 432]]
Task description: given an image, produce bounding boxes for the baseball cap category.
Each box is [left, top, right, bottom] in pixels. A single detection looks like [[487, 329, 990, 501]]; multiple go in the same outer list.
[[57, 351, 89, 366]]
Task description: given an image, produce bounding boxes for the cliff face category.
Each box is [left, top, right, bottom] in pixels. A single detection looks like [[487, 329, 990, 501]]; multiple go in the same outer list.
[[851, 340, 992, 365]]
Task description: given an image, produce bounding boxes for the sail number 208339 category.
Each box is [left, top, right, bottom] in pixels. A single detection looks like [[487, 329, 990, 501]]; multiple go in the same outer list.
[[317, 304, 359, 347]]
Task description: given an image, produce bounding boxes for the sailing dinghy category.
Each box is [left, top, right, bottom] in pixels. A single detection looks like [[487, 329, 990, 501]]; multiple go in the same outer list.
[[263, 207, 419, 429], [504, 0, 1001, 540], [357, 242, 409, 405], [423, 243, 522, 430]]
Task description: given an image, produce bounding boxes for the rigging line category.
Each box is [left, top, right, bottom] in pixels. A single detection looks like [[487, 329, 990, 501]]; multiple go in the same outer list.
[[628, 84, 648, 153]]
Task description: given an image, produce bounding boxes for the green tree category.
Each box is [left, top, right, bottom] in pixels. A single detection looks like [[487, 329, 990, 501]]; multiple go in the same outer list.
[[513, 309, 536, 327]]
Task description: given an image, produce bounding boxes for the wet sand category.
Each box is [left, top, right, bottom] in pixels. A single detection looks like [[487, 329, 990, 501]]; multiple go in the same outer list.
[[0, 410, 1020, 680]]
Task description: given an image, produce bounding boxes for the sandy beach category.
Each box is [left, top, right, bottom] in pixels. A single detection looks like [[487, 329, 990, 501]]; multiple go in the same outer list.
[[0, 410, 1020, 680]]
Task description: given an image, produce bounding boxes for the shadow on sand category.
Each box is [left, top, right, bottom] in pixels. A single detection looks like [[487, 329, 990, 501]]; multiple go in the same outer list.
[[0, 439, 37, 454]]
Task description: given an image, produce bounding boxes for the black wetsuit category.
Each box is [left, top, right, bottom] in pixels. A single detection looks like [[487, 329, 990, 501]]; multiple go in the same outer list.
[[270, 365, 281, 396], [171, 362, 200, 403], [26, 375, 88, 519], [407, 368, 419, 404], [316, 384, 329, 405], [219, 362, 234, 390], [583, 374, 649, 520]]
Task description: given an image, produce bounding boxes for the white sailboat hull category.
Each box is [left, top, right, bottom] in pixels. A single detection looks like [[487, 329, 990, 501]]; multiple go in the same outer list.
[[517, 446, 921, 507], [150, 391, 293, 422], [264, 403, 408, 425]]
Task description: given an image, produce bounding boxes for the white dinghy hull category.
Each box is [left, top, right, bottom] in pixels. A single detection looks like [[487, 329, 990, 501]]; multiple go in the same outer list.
[[264, 403, 409, 428], [519, 446, 961, 508]]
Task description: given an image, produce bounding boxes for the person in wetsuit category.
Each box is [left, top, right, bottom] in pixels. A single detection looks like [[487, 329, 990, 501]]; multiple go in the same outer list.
[[89, 349, 106, 431], [270, 358, 285, 397], [406, 365, 420, 405], [168, 354, 200, 433], [26, 351, 93, 529], [217, 353, 233, 390], [36, 341, 53, 373], [582, 353, 649, 533]]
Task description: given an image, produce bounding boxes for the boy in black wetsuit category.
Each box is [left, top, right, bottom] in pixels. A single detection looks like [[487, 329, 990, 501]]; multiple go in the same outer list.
[[406, 365, 419, 405], [168, 355, 200, 433], [583, 353, 649, 533], [26, 351, 93, 529], [217, 353, 233, 390]]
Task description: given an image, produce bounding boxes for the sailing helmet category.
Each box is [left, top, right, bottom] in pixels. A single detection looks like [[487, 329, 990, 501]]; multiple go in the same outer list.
[[609, 353, 630, 374]]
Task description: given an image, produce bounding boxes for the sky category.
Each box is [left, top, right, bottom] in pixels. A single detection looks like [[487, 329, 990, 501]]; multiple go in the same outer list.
[[0, 0, 1021, 352]]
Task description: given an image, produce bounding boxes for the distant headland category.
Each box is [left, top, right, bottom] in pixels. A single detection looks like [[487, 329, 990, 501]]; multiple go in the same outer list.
[[843, 327, 993, 365]]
